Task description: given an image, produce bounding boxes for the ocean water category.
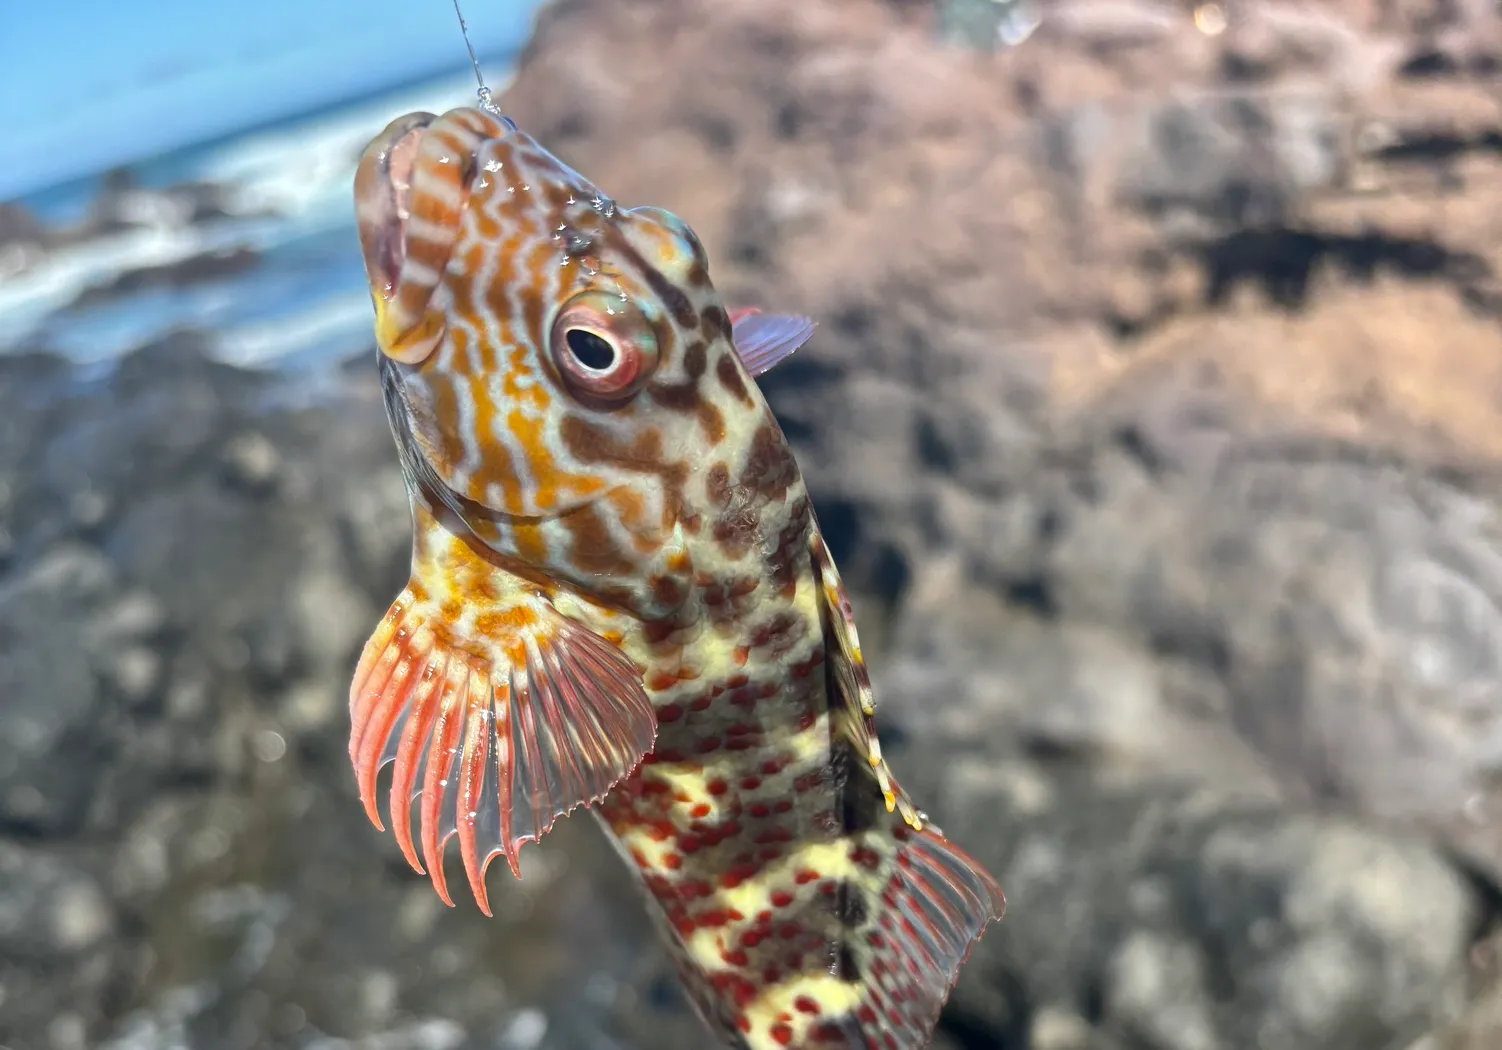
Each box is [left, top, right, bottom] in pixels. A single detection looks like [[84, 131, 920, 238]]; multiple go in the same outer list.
[[0, 59, 519, 375]]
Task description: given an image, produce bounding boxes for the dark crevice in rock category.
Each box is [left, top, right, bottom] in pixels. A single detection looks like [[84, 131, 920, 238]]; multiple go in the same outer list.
[[1377, 129, 1502, 162], [1199, 227, 1481, 309]]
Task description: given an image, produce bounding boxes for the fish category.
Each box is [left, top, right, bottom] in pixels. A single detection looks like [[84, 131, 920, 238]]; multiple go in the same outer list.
[[347, 104, 1005, 1050]]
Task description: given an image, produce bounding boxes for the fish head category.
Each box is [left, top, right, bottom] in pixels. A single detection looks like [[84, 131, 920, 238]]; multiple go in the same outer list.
[[355, 107, 765, 617]]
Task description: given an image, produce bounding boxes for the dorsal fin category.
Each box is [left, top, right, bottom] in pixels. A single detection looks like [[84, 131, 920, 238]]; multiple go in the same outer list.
[[728, 307, 817, 376], [791, 523, 1007, 1050]]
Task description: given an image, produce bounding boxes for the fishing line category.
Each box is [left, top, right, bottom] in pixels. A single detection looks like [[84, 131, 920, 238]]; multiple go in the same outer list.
[[451, 0, 502, 116]]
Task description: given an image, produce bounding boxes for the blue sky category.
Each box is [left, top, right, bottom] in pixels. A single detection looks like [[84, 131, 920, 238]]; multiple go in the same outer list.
[[0, 0, 540, 200]]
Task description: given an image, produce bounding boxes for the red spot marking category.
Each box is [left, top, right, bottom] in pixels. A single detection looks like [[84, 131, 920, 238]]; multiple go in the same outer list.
[[794, 772, 823, 792], [797, 711, 817, 731], [726, 673, 749, 688], [645, 821, 672, 842], [663, 853, 682, 871], [673, 916, 696, 935], [726, 738, 756, 752], [700, 909, 731, 928], [740, 775, 762, 791], [770, 889, 794, 908], [723, 949, 749, 966], [758, 848, 783, 863], [641, 780, 670, 796], [892, 825, 911, 842], [795, 870, 819, 885], [732, 647, 749, 666], [708, 780, 728, 796], [770, 1023, 793, 1046], [736, 1017, 752, 1034], [749, 803, 770, 818], [644, 622, 677, 643], [774, 800, 793, 814], [850, 846, 881, 869], [760, 759, 783, 776], [756, 827, 793, 845], [779, 923, 801, 940], [658, 703, 683, 723], [647, 670, 678, 691], [691, 803, 712, 819], [689, 695, 712, 711], [630, 848, 648, 866], [695, 737, 722, 754], [819, 880, 837, 896], [655, 748, 685, 763], [795, 996, 821, 1015], [741, 930, 764, 948], [763, 966, 782, 984], [679, 835, 702, 855], [857, 1006, 878, 1025]]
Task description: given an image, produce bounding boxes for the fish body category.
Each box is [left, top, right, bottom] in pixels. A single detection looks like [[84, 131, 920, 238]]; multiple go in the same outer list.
[[348, 106, 1004, 1050]]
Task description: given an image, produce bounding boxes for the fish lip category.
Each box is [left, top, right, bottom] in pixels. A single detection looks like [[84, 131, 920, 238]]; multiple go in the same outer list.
[[355, 112, 436, 305]]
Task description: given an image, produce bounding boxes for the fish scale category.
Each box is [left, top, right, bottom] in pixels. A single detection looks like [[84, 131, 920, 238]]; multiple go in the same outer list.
[[346, 105, 1004, 1050]]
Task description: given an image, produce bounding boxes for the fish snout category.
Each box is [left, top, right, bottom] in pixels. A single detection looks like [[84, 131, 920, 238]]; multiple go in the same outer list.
[[353, 108, 510, 364]]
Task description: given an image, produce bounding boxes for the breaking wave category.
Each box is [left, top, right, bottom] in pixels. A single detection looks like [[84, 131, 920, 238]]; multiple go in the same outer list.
[[0, 62, 515, 371]]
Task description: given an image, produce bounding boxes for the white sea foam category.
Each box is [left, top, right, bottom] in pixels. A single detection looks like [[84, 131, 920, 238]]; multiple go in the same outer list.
[[0, 217, 282, 351], [0, 60, 517, 370], [214, 290, 376, 369]]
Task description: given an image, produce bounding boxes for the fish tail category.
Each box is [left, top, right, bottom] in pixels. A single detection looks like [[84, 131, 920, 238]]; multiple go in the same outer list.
[[750, 815, 1003, 1050], [644, 797, 1004, 1050]]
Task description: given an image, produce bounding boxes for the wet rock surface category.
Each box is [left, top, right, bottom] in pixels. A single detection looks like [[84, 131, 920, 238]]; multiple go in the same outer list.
[[9, 0, 1502, 1048]]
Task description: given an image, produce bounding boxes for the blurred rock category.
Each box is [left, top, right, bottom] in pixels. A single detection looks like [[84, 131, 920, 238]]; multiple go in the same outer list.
[[901, 751, 1482, 1050]]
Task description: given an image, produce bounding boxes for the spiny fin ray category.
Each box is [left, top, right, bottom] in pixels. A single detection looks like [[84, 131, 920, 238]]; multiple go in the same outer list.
[[728, 307, 817, 376], [852, 825, 1006, 1049], [808, 523, 918, 827], [785, 825, 1005, 1050]]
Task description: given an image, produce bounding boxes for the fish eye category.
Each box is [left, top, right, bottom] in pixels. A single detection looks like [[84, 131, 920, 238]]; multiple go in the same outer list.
[[565, 328, 617, 371], [549, 292, 660, 402]]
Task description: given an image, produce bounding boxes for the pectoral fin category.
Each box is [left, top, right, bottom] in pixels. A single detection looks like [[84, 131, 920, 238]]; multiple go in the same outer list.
[[347, 505, 656, 914]]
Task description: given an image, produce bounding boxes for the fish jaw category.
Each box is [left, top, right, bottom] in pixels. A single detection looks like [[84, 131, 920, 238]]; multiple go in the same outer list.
[[347, 496, 658, 915], [354, 108, 520, 365]]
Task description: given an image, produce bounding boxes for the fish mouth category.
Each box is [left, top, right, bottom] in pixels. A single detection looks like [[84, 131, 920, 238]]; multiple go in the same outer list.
[[354, 112, 435, 309]]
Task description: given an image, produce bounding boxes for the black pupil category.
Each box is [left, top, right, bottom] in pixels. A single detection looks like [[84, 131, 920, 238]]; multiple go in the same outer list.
[[565, 329, 616, 371]]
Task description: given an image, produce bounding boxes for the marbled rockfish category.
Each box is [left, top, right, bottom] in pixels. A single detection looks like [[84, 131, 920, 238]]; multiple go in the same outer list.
[[347, 104, 1005, 1050]]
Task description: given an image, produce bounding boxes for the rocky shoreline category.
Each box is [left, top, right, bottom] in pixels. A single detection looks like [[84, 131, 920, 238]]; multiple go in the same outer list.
[[8, 0, 1502, 1047]]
